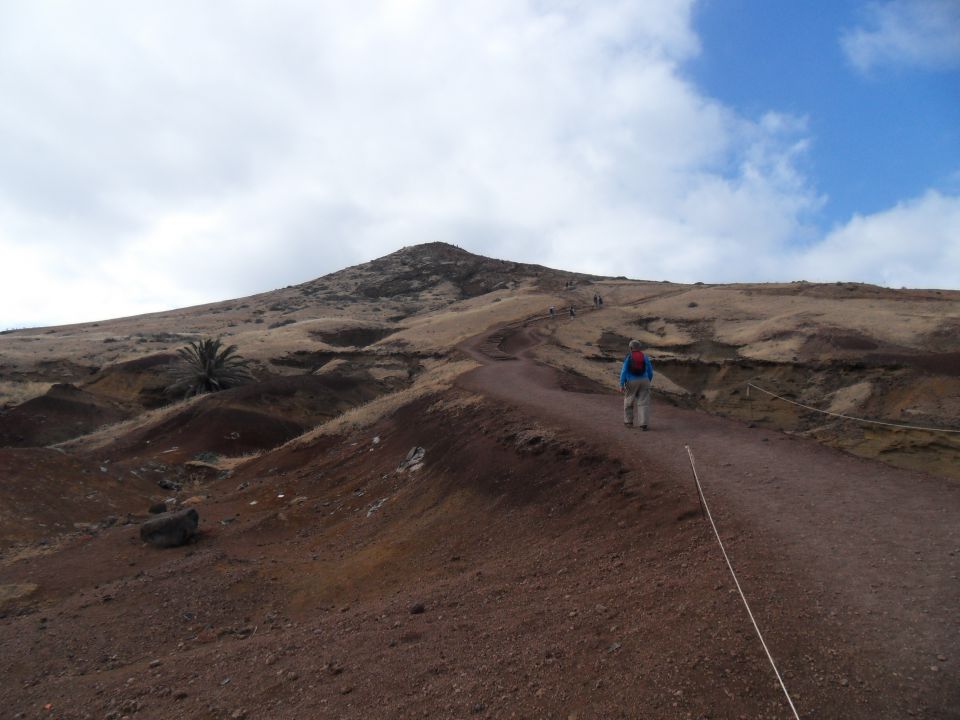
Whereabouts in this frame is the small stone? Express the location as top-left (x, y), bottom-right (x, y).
top-left (231, 711), bottom-right (247, 720)
top-left (340, 686), bottom-right (353, 695)
top-left (410, 602), bottom-right (426, 615)
top-left (148, 659), bottom-right (161, 668)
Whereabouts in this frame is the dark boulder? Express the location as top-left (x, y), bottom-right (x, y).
top-left (148, 501), bottom-right (168, 514)
top-left (140, 508), bottom-right (199, 548)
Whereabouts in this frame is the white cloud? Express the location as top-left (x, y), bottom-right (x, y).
top-left (794, 191), bottom-right (960, 288)
top-left (842, 0), bottom-right (960, 73)
top-left (0, 1), bottom-right (956, 328)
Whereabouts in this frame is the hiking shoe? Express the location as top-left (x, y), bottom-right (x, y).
top-left (623, 422), bottom-right (633, 427)
top-left (640, 425), bottom-right (648, 431)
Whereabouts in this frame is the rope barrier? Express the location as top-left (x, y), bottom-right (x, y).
top-left (684, 445), bottom-right (802, 720)
top-left (747, 382), bottom-right (960, 434)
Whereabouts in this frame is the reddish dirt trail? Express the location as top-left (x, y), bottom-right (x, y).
top-left (458, 322), bottom-right (960, 718)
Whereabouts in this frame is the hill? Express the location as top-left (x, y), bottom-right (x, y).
top-left (0, 242), bottom-right (958, 718)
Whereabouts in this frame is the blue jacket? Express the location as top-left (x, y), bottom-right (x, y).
top-left (619, 352), bottom-right (653, 386)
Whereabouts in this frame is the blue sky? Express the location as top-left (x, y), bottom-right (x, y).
top-left (0, 1), bottom-right (958, 329)
top-left (690, 0), bottom-right (959, 230)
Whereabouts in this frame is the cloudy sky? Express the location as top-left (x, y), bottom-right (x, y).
top-left (1, 0), bottom-right (958, 328)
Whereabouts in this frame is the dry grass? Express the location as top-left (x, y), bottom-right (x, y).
top-left (211, 451), bottom-right (264, 472)
top-left (664, 286), bottom-right (959, 359)
top-left (55, 395), bottom-right (207, 453)
top-left (548, 283), bottom-right (960, 365)
top-left (427, 391), bottom-right (486, 415)
top-left (288, 358), bottom-right (479, 446)
top-left (530, 339), bottom-right (688, 397)
top-left (0, 381), bottom-right (53, 407)
top-left (383, 285), bottom-right (558, 353)
top-left (826, 381), bottom-right (874, 414)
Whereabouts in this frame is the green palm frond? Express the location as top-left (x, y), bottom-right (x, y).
top-left (168, 337), bottom-right (253, 397)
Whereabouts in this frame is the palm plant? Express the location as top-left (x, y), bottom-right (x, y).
top-left (168, 338), bottom-right (253, 397)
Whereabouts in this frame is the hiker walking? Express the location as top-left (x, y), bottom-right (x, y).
top-left (619, 340), bottom-right (653, 430)
top-left (569, 306), bottom-right (576, 317)
top-left (593, 293), bottom-right (599, 308)
top-left (597, 294), bottom-right (603, 308)
top-left (549, 305), bottom-right (556, 319)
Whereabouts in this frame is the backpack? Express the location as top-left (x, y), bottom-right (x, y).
top-left (629, 349), bottom-right (646, 374)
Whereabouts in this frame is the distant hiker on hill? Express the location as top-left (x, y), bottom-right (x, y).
top-left (592, 293), bottom-right (599, 308)
top-left (597, 294), bottom-right (603, 307)
top-left (569, 306), bottom-right (576, 317)
top-left (619, 340), bottom-right (653, 430)
top-left (549, 305), bottom-right (556, 319)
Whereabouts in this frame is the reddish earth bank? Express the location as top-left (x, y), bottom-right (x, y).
top-left (0, 384), bottom-right (129, 448)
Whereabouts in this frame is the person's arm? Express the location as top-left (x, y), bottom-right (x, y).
top-left (645, 356), bottom-right (653, 380)
top-left (619, 356), bottom-right (629, 388)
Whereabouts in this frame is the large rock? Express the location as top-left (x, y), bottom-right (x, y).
top-left (139, 508), bottom-right (199, 548)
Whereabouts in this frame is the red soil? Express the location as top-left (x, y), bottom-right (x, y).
top-left (0, 384), bottom-right (129, 448)
top-left (0, 323), bottom-right (957, 719)
top-left (0, 448), bottom-right (156, 546)
top-left (101, 374), bottom-right (383, 465)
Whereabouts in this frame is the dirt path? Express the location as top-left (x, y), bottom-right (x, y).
top-left (458, 322), bottom-right (960, 718)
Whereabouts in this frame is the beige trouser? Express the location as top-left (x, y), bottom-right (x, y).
top-left (623, 377), bottom-right (651, 426)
